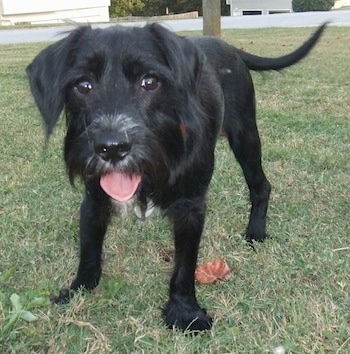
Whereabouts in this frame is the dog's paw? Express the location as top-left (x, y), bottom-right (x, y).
top-left (245, 231), bottom-right (268, 243)
top-left (163, 300), bottom-right (212, 332)
top-left (245, 232), bottom-right (270, 251)
top-left (51, 288), bottom-right (74, 304)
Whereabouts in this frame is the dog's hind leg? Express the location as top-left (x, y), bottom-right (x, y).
top-left (53, 183), bottom-right (111, 304)
top-left (163, 197), bottom-right (213, 332)
top-left (223, 106), bottom-right (271, 243)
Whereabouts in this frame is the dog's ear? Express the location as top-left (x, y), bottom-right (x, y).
top-left (26, 27), bottom-right (89, 137)
top-left (147, 23), bottom-right (203, 90)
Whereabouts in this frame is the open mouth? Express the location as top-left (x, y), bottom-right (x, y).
top-left (100, 171), bottom-right (142, 202)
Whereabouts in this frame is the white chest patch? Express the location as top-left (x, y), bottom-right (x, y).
top-left (112, 197), bottom-right (156, 221)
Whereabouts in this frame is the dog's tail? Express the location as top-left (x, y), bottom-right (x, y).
top-left (238, 22), bottom-right (328, 71)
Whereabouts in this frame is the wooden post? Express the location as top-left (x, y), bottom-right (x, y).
top-left (203, 0), bottom-right (221, 37)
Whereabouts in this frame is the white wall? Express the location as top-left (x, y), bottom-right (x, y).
top-left (333, 0), bottom-right (350, 8)
top-left (0, 0), bottom-right (110, 25)
top-left (226, 0), bottom-right (292, 16)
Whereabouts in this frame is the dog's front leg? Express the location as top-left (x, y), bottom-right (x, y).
top-left (163, 198), bottom-right (212, 332)
top-left (53, 185), bottom-right (111, 304)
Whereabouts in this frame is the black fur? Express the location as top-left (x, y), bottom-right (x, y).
top-left (27, 23), bottom-right (326, 331)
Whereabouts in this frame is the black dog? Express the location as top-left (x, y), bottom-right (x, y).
top-left (27, 23), bottom-right (326, 331)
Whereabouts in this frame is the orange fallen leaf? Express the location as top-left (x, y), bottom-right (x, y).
top-left (195, 258), bottom-right (232, 284)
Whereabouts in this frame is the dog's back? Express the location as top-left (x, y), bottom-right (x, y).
top-left (193, 23), bottom-right (327, 73)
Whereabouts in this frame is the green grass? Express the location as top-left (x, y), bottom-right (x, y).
top-left (0, 27), bottom-right (349, 353)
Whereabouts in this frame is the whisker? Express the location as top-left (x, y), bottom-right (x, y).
top-left (83, 116), bottom-right (93, 151)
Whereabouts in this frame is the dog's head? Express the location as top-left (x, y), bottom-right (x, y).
top-left (27, 24), bottom-right (208, 202)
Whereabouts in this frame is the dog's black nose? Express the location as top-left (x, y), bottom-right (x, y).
top-left (94, 134), bottom-right (131, 162)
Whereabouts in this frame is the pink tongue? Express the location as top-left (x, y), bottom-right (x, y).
top-left (100, 172), bottom-right (141, 202)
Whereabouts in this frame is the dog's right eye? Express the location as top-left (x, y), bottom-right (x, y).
top-left (141, 76), bottom-right (159, 92)
top-left (75, 81), bottom-right (93, 94)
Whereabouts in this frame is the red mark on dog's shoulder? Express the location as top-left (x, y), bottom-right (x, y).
top-left (179, 122), bottom-right (186, 136)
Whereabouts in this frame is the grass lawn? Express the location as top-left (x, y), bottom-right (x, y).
top-left (0, 26), bottom-right (349, 353)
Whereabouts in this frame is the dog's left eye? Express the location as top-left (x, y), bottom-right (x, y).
top-left (75, 81), bottom-right (93, 94)
top-left (141, 76), bottom-right (159, 91)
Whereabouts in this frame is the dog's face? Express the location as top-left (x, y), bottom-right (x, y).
top-left (27, 24), bottom-right (216, 203)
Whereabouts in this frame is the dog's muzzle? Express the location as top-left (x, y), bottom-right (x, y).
top-left (90, 129), bottom-right (142, 203)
